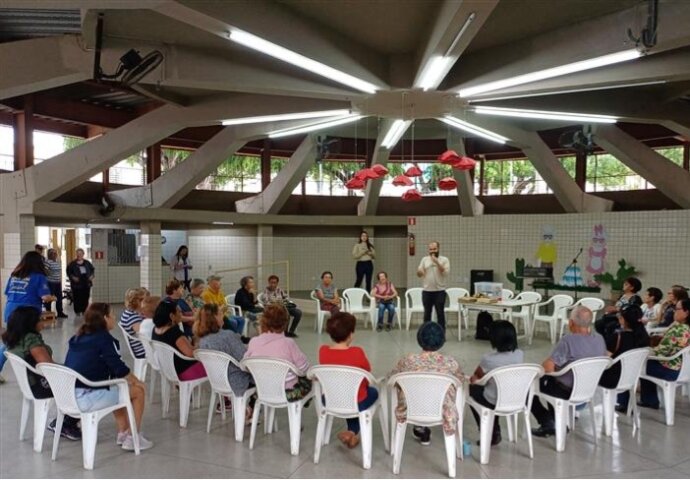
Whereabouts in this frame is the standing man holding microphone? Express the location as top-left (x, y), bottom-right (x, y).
top-left (417, 241), bottom-right (450, 330)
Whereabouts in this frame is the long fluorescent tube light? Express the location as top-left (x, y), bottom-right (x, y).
top-left (221, 109), bottom-right (351, 126)
top-left (475, 106), bottom-right (617, 124)
top-left (417, 56), bottom-right (455, 91)
top-left (439, 116), bottom-right (509, 144)
top-left (268, 115), bottom-right (364, 138)
top-left (381, 119), bottom-right (412, 149)
top-left (458, 49), bottom-right (642, 98)
top-left (229, 29), bottom-right (380, 94)
top-left (212, 221), bottom-right (234, 225)
top-left (444, 12), bottom-right (476, 56)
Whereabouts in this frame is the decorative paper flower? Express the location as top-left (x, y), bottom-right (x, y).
top-left (402, 188), bottom-right (423, 202)
top-left (354, 168), bottom-right (380, 180)
top-left (438, 150), bottom-right (461, 165)
top-left (392, 174), bottom-right (414, 186)
top-left (404, 165), bottom-right (423, 177)
top-left (371, 164), bottom-right (389, 177)
top-left (438, 177), bottom-right (458, 191)
top-left (345, 177), bottom-right (366, 189)
top-left (453, 156), bottom-right (477, 171)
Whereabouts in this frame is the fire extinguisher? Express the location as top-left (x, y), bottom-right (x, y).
top-left (408, 233), bottom-right (415, 256)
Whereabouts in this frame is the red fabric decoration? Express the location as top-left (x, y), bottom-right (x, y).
top-left (371, 164), bottom-right (389, 177)
top-left (402, 188), bottom-right (423, 202)
top-left (438, 177), bottom-right (458, 191)
top-left (355, 168), bottom-right (380, 180)
top-left (404, 165), bottom-right (423, 177)
top-left (345, 177), bottom-right (366, 190)
top-left (453, 156), bottom-right (477, 171)
top-left (354, 169), bottom-right (368, 180)
top-left (438, 150), bottom-right (461, 166)
top-left (392, 174), bottom-right (413, 186)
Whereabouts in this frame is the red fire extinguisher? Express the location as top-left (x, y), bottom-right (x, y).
top-left (408, 233), bottom-right (416, 256)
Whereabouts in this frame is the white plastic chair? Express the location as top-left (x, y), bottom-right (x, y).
top-left (151, 340), bottom-right (208, 428)
top-left (559, 297), bottom-right (605, 339)
top-left (118, 324), bottom-right (148, 382)
top-left (405, 288), bottom-right (425, 330)
top-left (137, 335), bottom-right (163, 403)
top-left (311, 290), bottom-right (333, 334)
top-left (532, 294), bottom-right (574, 344)
top-left (466, 364), bottom-right (544, 464)
top-left (342, 288), bottom-right (376, 330)
top-left (445, 288), bottom-right (469, 331)
top-left (510, 292), bottom-right (542, 337)
top-left (224, 294), bottom-right (248, 335)
top-left (37, 363), bottom-right (140, 470)
top-left (4, 352), bottom-right (54, 453)
top-left (308, 366), bottom-right (389, 469)
top-left (241, 357), bottom-right (314, 456)
top-left (501, 289), bottom-right (514, 301)
top-left (534, 357), bottom-right (611, 452)
top-left (639, 346), bottom-right (690, 426)
top-left (597, 348), bottom-right (651, 436)
top-left (388, 372), bottom-right (464, 478)
top-left (194, 349), bottom-right (256, 442)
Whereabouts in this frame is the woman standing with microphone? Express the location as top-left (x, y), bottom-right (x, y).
top-left (171, 245), bottom-right (193, 292)
top-left (352, 231), bottom-right (375, 292)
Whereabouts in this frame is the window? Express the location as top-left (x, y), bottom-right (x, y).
top-left (197, 154), bottom-right (262, 192)
top-left (161, 148), bottom-right (191, 174)
top-left (302, 160), bottom-right (366, 196)
top-left (655, 146), bottom-right (684, 166)
top-left (585, 153), bottom-right (649, 192)
top-left (481, 159), bottom-right (551, 195)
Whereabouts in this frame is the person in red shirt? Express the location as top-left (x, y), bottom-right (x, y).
top-left (319, 312), bottom-right (378, 449)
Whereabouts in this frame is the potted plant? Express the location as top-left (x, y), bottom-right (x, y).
top-left (594, 259), bottom-right (639, 302)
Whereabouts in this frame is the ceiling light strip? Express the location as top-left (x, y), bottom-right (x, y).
top-left (268, 114), bottom-right (364, 138)
top-left (417, 56), bottom-right (455, 91)
top-left (474, 106), bottom-right (617, 124)
top-left (444, 12), bottom-right (476, 57)
top-left (439, 116), bottom-right (509, 144)
top-left (381, 119), bottom-right (412, 149)
top-left (229, 29), bottom-right (380, 94)
top-left (458, 49), bottom-right (642, 98)
top-left (221, 109), bottom-right (352, 126)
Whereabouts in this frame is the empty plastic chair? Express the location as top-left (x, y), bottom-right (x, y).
top-left (342, 288), bottom-right (376, 330)
top-left (532, 295), bottom-right (574, 344)
top-left (405, 288), bottom-right (425, 331)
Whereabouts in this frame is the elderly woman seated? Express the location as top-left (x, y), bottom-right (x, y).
top-left (389, 322), bottom-right (464, 446)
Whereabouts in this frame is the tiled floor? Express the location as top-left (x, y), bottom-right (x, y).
top-left (1, 305), bottom-right (689, 478)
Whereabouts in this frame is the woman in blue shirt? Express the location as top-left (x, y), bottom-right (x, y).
top-left (3, 251), bottom-right (54, 325)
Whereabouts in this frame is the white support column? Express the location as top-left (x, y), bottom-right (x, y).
top-left (446, 132), bottom-right (483, 217)
top-left (256, 225), bottom-right (274, 288)
top-left (236, 136), bottom-right (317, 214)
top-left (90, 229), bottom-right (110, 303)
top-left (593, 124), bottom-right (690, 208)
top-left (140, 222), bottom-right (163, 296)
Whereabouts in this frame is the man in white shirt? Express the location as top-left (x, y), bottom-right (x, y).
top-left (416, 241), bottom-right (451, 330)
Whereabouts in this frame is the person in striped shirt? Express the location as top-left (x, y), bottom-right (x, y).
top-left (43, 249), bottom-right (67, 318)
top-left (119, 288), bottom-right (148, 359)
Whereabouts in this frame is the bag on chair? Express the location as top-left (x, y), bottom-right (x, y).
top-left (475, 310), bottom-right (493, 340)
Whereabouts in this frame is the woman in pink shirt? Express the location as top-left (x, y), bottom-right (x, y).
top-left (244, 304), bottom-right (312, 401)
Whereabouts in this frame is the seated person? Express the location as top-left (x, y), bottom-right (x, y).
top-left (596, 277), bottom-right (643, 336)
top-left (319, 312), bottom-right (377, 449)
top-left (657, 285), bottom-right (689, 328)
top-left (235, 276), bottom-right (264, 323)
top-left (138, 295), bottom-right (161, 340)
top-left (315, 271), bottom-right (341, 314)
top-left (119, 287), bottom-right (147, 359)
top-left (201, 275), bottom-right (245, 335)
top-left (532, 306), bottom-right (607, 437)
top-left (641, 287), bottom-right (663, 328)
top-left (3, 307), bottom-right (82, 440)
top-left (638, 298), bottom-right (690, 409)
top-left (260, 274), bottom-right (302, 338)
top-left (371, 271), bottom-right (398, 332)
top-left (186, 278), bottom-right (206, 312)
top-left (151, 300), bottom-right (207, 381)
top-left (244, 304), bottom-right (311, 402)
top-left (599, 305), bottom-right (649, 412)
top-left (390, 322), bottom-right (464, 446)
top-left (65, 303), bottom-right (152, 450)
top-left (469, 321), bottom-right (524, 447)
top-left (164, 279), bottom-right (194, 337)
top-left (193, 304), bottom-right (255, 418)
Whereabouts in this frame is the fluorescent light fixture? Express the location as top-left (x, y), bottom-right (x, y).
top-left (229, 29), bottom-right (380, 94)
top-left (465, 80), bottom-right (667, 102)
top-left (458, 49), bottom-right (642, 98)
top-left (221, 109), bottom-right (351, 126)
top-left (212, 221), bottom-right (234, 225)
top-left (444, 12), bottom-right (476, 56)
top-left (417, 56), bottom-right (455, 91)
top-left (381, 119), bottom-right (412, 149)
top-left (474, 106), bottom-right (617, 123)
top-left (439, 116), bottom-right (509, 144)
top-left (268, 114), bottom-right (364, 138)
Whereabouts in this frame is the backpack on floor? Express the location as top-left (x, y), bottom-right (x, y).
top-left (475, 311), bottom-right (494, 340)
